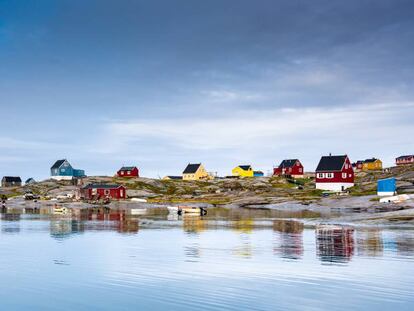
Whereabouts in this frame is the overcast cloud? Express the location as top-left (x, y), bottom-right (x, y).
top-left (0, 0), bottom-right (413, 179)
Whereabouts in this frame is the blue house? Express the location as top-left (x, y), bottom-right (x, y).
top-left (254, 171), bottom-right (264, 177)
top-left (377, 178), bottom-right (396, 196)
top-left (51, 159), bottom-right (86, 180)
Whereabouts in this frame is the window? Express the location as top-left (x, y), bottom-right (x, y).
top-left (121, 171), bottom-right (124, 175)
top-left (127, 171), bottom-right (131, 175)
top-left (104, 190), bottom-right (110, 195)
top-left (345, 164), bottom-right (348, 169)
top-left (327, 173), bottom-right (334, 178)
top-left (318, 173), bottom-right (324, 178)
top-left (299, 168), bottom-right (302, 173)
top-left (342, 173), bottom-right (347, 178)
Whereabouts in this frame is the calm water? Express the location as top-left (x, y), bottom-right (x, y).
top-left (0, 209), bottom-right (413, 311)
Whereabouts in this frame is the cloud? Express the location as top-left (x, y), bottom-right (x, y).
top-left (96, 101), bottom-right (414, 155)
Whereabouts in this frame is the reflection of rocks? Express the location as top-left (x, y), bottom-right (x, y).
top-left (118, 219), bottom-right (139, 233)
top-left (273, 220), bottom-right (304, 259)
top-left (316, 225), bottom-right (355, 263)
top-left (357, 230), bottom-right (383, 257)
top-left (395, 234), bottom-right (414, 256)
top-left (273, 219), bottom-right (304, 233)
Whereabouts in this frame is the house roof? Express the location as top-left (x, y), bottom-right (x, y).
top-left (316, 155), bottom-right (348, 172)
top-left (83, 184), bottom-right (123, 189)
top-left (166, 176), bottom-right (183, 180)
top-left (51, 159), bottom-right (67, 169)
top-left (25, 178), bottom-right (35, 183)
top-left (119, 166), bottom-right (137, 171)
top-left (183, 163), bottom-right (201, 174)
top-left (2, 176), bottom-right (22, 182)
top-left (364, 158), bottom-right (380, 163)
top-left (238, 165), bottom-right (252, 171)
top-left (279, 159), bottom-right (299, 168)
top-left (396, 155), bottom-right (414, 160)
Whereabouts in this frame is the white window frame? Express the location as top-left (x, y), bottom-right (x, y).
top-left (127, 171), bottom-right (131, 175)
top-left (327, 173), bottom-right (334, 179)
top-left (104, 189), bottom-right (110, 195)
top-left (318, 173), bottom-right (324, 178)
top-left (342, 173), bottom-right (347, 179)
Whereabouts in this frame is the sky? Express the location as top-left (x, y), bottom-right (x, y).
top-left (0, 0), bottom-right (414, 180)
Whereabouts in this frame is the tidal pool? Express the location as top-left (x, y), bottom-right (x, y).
top-left (0, 211), bottom-right (413, 311)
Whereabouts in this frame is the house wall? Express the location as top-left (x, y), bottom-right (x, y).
top-left (362, 160), bottom-right (382, 170)
top-left (316, 182), bottom-right (354, 192)
top-left (232, 167), bottom-right (253, 177)
top-left (83, 187), bottom-right (126, 200)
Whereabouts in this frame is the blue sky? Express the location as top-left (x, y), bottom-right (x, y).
top-left (1, 0), bottom-right (414, 180)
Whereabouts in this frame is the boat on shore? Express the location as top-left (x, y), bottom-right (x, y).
top-left (167, 206), bottom-right (207, 216)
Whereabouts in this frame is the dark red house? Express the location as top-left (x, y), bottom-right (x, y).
top-left (273, 159), bottom-right (304, 178)
top-left (315, 155), bottom-right (354, 192)
top-left (352, 160), bottom-right (364, 170)
top-left (81, 184), bottom-right (127, 200)
top-left (117, 166), bottom-right (139, 178)
top-left (396, 155), bottom-right (414, 166)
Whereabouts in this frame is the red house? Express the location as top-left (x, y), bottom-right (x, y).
top-left (352, 160), bottom-right (364, 170)
top-left (117, 166), bottom-right (139, 178)
top-left (81, 184), bottom-right (127, 200)
top-left (273, 159), bottom-right (304, 178)
top-left (396, 155), bottom-right (414, 166)
top-left (315, 155), bottom-right (354, 192)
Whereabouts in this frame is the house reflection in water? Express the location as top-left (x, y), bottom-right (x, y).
top-left (182, 215), bottom-right (206, 234)
top-left (316, 225), bottom-right (355, 263)
top-left (395, 233), bottom-right (414, 257)
top-left (50, 208), bottom-right (139, 239)
top-left (1, 213), bottom-right (21, 234)
top-left (273, 219), bottom-right (304, 260)
top-left (357, 230), bottom-right (383, 257)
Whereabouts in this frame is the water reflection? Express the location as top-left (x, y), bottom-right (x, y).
top-left (357, 230), bottom-right (383, 257)
top-left (316, 225), bottom-right (355, 263)
top-left (273, 220), bottom-right (304, 260)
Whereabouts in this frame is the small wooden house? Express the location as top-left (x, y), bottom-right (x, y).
top-left (50, 159), bottom-right (86, 180)
top-left (25, 178), bottom-right (36, 185)
top-left (362, 158), bottom-right (382, 171)
top-left (315, 155), bottom-right (354, 192)
top-left (352, 161), bottom-right (364, 170)
top-left (232, 165), bottom-right (254, 178)
top-left (80, 184), bottom-right (126, 200)
top-left (2, 176), bottom-right (22, 188)
top-left (254, 171), bottom-right (264, 177)
top-left (117, 166), bottom-right (139, 178)
top-left (273, 159), bottom-right (304, 178)
top-left (182, 163), bottom-right (210, 180)
top-left (396, 155), bottom-right (414, 166)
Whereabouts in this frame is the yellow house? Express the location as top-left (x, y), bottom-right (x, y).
top-left (232, 165), bottom-right (254, 178)
top-left (182, 163), bottom-right (211, 180)
top-left (362, 158), bottom-right (383, 171)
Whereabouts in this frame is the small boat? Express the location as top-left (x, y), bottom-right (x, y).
top-left (130, 208), bottom-right (147, 215)
top-left (177, 206), bottom-right (207, 216)
top-left (167, 206), bottom-right (179, 214)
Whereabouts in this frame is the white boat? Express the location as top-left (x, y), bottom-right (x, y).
top-left (167, 206), bottom-right (179, 213)
top-left (53, 206), bottom-right (69, 215)
top-left (380, 194), bottom-right (411, 203)
top-left (130, 208), bottom-right (147, 215)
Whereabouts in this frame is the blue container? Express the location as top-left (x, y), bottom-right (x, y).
top-left (377, 178), bottom-right (396, 196)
